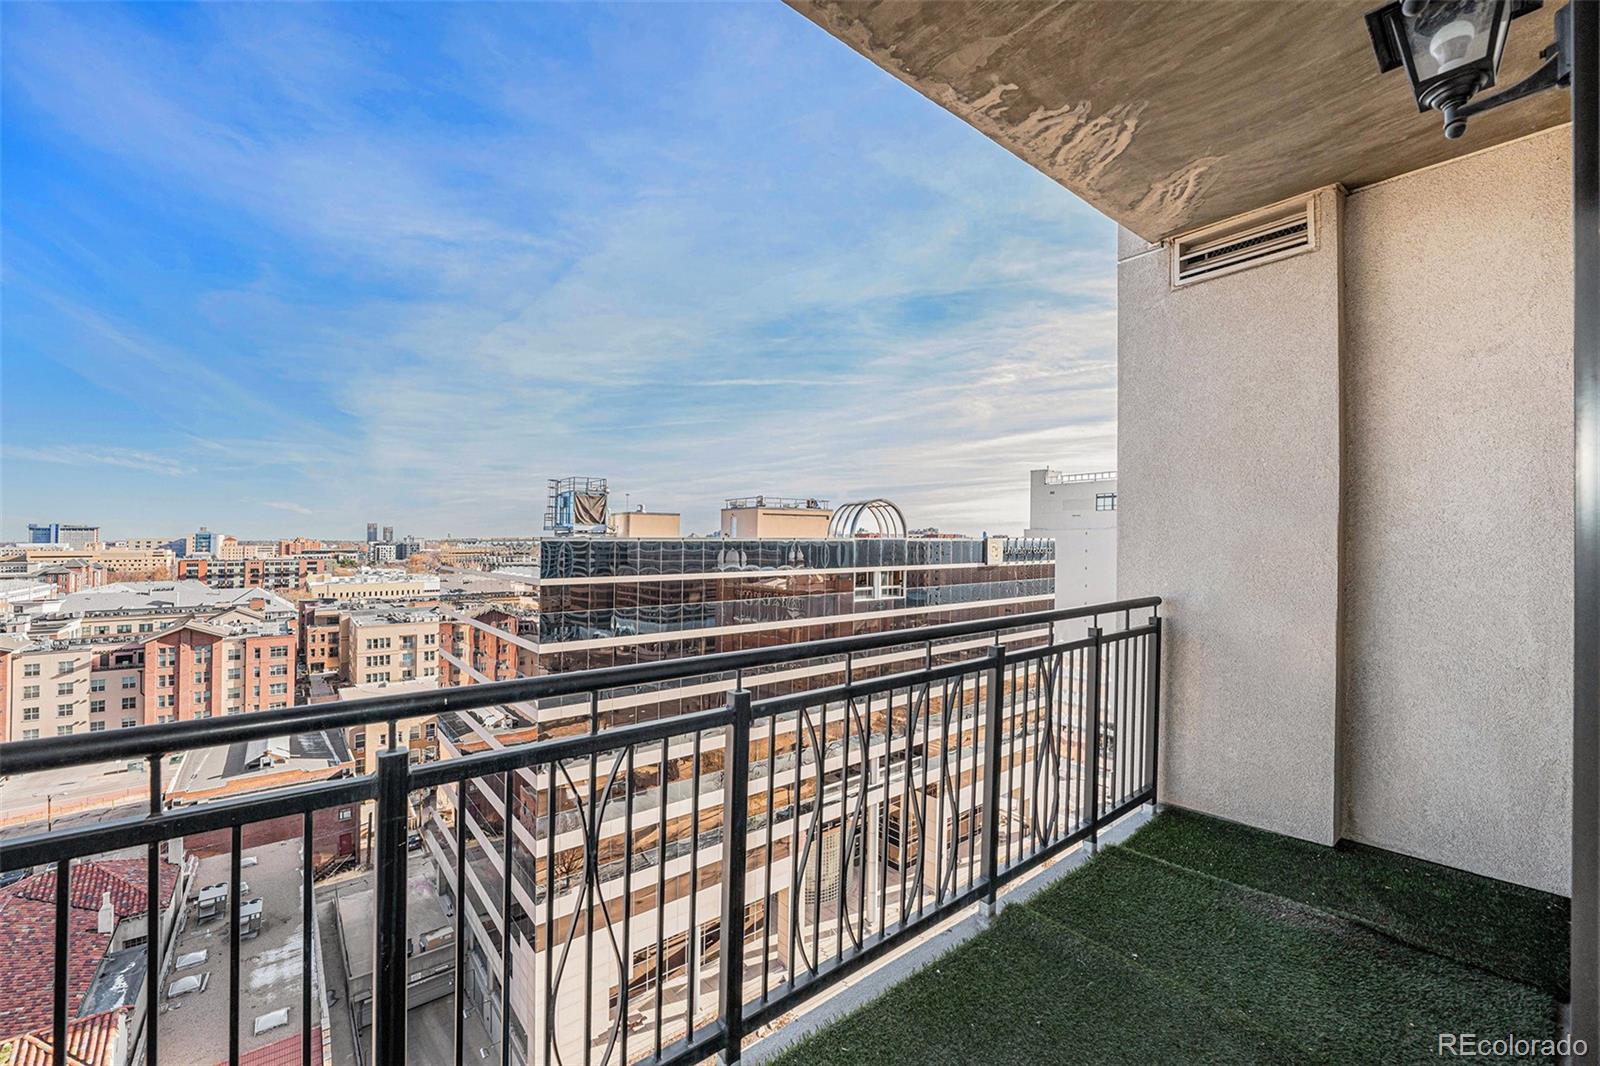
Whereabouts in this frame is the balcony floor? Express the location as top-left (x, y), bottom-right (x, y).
top-left (770, 810), bottom-right (1569, 1065)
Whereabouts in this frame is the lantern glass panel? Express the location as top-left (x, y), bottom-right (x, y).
top-left (1401, 2), bottom-right (1502, 81)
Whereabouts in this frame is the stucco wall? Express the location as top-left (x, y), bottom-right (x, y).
top-left (1341, 128), bottom-right (1572, 894)
top-left (1117, 187), bottom-right (1346, 845)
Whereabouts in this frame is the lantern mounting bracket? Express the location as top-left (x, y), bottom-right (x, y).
top-left (1447, 4), bottom-right (1572, 133)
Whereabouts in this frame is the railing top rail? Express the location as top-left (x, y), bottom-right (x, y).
top-left (1, 775), bottom-right (375, 872)
top-left (0, 595), bottom-right (1159, 776)
top-left (1042, 469), bottom-right (1117, 484)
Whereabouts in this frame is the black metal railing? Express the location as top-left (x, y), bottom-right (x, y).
top-left (0, 597), bottom-right (1160, 1066)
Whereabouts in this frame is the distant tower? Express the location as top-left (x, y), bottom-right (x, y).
top-left (382, 525), bottom-right (394, 542)
top-left (366, 522), bottom-right (379, 543)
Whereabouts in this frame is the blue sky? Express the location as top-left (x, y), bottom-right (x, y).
top-left (0, 2), bottom-right (1115, 541)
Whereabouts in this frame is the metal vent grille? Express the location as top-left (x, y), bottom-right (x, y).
top-left (1171, 198), bottom-right (1315, 287)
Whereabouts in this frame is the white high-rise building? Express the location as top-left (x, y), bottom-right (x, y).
top-left (1026, 469), bottom-right (1117, 608)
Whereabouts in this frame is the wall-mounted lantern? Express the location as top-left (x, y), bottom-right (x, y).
top-left (1366, 0), bottom-right (1572, 137)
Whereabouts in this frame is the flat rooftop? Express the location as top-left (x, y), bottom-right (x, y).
top-left (160, 838), bottom-right (322, 1066)
top-left (170, 730), bottom-right (351, 798)
top-left (58, 581), bottom-right (294, 616)
top-left (331, 852), bottom-right (453, 982)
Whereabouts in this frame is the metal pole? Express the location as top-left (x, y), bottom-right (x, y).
top-left (717, 690), bottom-right (752, 1065)
top-left (1572, 0), bottom-right (1599, 1056)
top-left (1086, 628), bottom-right (1103, 854)
top-left (146, 754), bottom-right (162, 1066)
top-left (981, 646), bottom-right (1006, 913)
top-left (1146, 617), bottom-right (1163, 808)
top-left (371, 749), bottom-right (411, 1066)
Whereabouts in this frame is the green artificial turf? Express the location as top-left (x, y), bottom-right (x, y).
top-left (1125, 807), bottom-right (1570, 998)
top-left (771, 811), bottom-right (1565, 1066)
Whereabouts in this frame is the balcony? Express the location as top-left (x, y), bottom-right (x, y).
top-left (769, 808), bottom-right (1567, 1064)
top-left (0, 599), bottom-right (1158, 1066)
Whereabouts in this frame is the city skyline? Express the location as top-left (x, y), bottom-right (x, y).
top-left (0, 2), bottom-right (1116, 541)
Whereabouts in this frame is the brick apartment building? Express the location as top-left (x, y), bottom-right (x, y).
top-left (1, 582), bottom-right (297, 742)
top-left (340, 608), bottom-right (441, 686)
top-left (175, 554), bottom-right (329, 589)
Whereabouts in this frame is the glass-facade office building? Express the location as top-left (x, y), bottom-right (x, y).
top-left (444, 535), bottom-right (1055, 681)
top-left (428, 533), bottom-right (1056, 1065)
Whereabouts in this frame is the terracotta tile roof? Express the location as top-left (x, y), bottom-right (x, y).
top-left (11, 858), bottom-right (177, 918)
top-left (0, 858), bottom-right (179, 1039)
top-left (214, 1026), bottom-right (323, 1066)
top-left (0, 1009), bottom-right (126, 1066)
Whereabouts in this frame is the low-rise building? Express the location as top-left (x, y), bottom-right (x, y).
top-left (339, 608), bottom-right (440, 686)
top-left (298, 602), bottom-right (344, 677)
top-left (2, 583), bottom-right (300, 741)
top-left (27, 522), bottom-right (101, 549)
top-left (306, 570), bottom-right (440, 602)
top-left (330, 853), bottom-right (462, 1058)
top-left (0, 1009), bottom-right (130, 1066)
top-left (175, 555), bottom-right (329, 589)
top-left (718, 495), bottom-right (831, 538)
top-left (608, 509), bottom-right (682, 537)
top-left (94, 548), bottom-right (176, 581)
top-left (171, 730), bottom-right (360, 871)
top-left (0, 854), bottom-right (185, 1059)
top-left (337, 678), bottom-right (441, 774)
top-left (159, 839), bottom-right (334, 1066)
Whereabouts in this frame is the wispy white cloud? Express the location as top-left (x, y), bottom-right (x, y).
top-left (5, 446), bottom-right (193, 478)
top-left (1, 3), bottom-right (1117, 539)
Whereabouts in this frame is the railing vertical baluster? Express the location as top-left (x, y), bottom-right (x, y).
top-left (1113, 635), bottom-right (1125, 807)
top-left (1147, 616), bottom-right (1163, 803)
top-left (761, 710), bottom-right (776, 1002)
top-left (981, 646), bottom-right (1005, 911)
top-left (620, 743), bottom-right (636, 1066)
top-left (897, 682), bottom-right (914, 922)
top-left (652, 739), bottom-right (667, 1061)
top-left (1087, 628), bottom-right (1104, 853)
top-left (301, 812), bottom-right (313, 1066)
top-left (146, 753), bottom-right (162, 1066)
top-left (687, 730), bottom-right (703, 1034)
top-left (932, 679), bottom-right (947, 908)
top-left (230, 824), bottom-right (242, 1066)
top-left (963, 672), bottom-right (977, 891)
top-left (788, 710), bottom-right (804, 982)
top-left (1133, 630), bottom-right (1145, 797)
top-left (454, 781), bottom-right (467, 1066)
top-left (583, 693), bottom-right (598, 1066)
top-left (501, 770), bottom-right (514, 1066)
top-left (1009, 658), bottom-right (1021, 864)
top-left (53, 858), bottom-right (69, 1066)
top-left (856, 691), bottom-right (869, 941)
top-left (547, 762), bottom-right (560, 1066)
top-left (1124, 629), bottom-right (1135, 802)
top-left (372, 748), bottom-right (410, 1066)
top-left (717, 690), bottom-right (752, 1064)
top-left (878, 684), bottom-right (891, 937)
top-left (810, 702), bottom-right (822, 972)
top-left (834, 693), bottom-right (849, 963)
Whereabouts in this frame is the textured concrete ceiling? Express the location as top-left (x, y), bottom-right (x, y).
top-left (789, 0), bottom-right (1569, 241)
